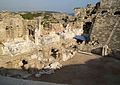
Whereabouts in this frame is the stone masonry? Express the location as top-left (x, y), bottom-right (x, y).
top-left (90, 0), bottom-right (120, 57)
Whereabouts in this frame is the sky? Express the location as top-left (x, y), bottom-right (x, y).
top-left (0, 0), bottom-right (99, 13)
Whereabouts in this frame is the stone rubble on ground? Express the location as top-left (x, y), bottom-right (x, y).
top-left (62, 47), bottom-right (77, 61)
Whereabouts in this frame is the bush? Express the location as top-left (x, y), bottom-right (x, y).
top-left (20, 12), bottom-right (42, 20)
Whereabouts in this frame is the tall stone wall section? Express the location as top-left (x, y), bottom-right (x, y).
top-left (0, 13), bottom-right (25, 42)
top-left (100, 0), bottom-right (120, 8)
top-left (91, 15), bottom-right (120, 45)
top-left (90, 0), bottom-right (120, 54)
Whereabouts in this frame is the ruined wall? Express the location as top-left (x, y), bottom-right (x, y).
top-left (91, 15), bottom-right (120, 45)
top-left (74, 4), bottom-right (94, 19)
top-left (100, 0), bottom-right (120, 8)
top-left (74, 8), bottom-right (86, 19)
top-left (0, 12), bottom-right (25, 42)
top-left (90, 0), bottom-right (120, 54)
top-left (51, 23), bottom-right (64, 33)
top-left (0, 21), bottom-right (7, 42)
top-left (52, 13), bottom-right (68, 20)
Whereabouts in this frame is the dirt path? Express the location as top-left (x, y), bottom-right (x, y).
top-left (32, 53), bottom-right (120, 85)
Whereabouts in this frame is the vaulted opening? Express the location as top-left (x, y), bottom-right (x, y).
top-left (27, 25), bottom-right (35, 41)
top-left (51, 48), bottom-right (59, 59)
top-left (6, 26), bottom-right (9, 30)
top-left (22, 60), bottom-right (28, 65)
top-left (83, 22), bottom-right (92, 34)
top-left (21, 60), bottom-right (28, 70)
top-left (114, 11), bottom-right (120, 16)
top-left (101, 10), bottom-right (108, 14)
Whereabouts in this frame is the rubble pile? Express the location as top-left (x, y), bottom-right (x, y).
top-left (62, 45), bottom-right (77, 61)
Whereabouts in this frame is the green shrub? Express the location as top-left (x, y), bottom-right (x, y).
top-left (20, 12), bottom-right (42, 20)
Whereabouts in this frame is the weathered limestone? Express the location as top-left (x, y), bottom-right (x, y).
top-left (74, 8), bottom-right (86, 19)
top-left (0, 21), bottom-right (7, 42)
top-left (44, 62), bottom-right (62, 70)
top-left (35, 28), bottom-right (40, 45)
top-left (90, 0), bottom-right (120, 57)
top-left (59, 27), bottom-right (83, 40)
top-left (0, 12), bottom-right (25, 42)
top-left (100, 0), bottom-right (120, 8)
top-left (2, 40), bottom-right (36, 56)
top-left (52, 12), bottom-right (68, 20)
top-left (0, 3), bottom-right (99, 82)
top-left (0, 1), bottom-right (120, 84)
top-left (102, 45), bottom-right (109, 56)
top-left (40, 32), bottom-right (60, 45)
top-left (74, 4), bottom-right (94, 20)
top-left (51, 23), bottom-right (64, 33)
top-left (62, 45), bottom-right (77, 61)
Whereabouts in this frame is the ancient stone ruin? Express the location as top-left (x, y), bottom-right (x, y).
top-left (90, 0), bottom-right (120, 58)
top-left (0, 10), bottom-right (83, 78)
top-left (0, 0), bottom-right (120, 84)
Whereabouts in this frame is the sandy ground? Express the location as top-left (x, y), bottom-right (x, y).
top-left (31, 53), bottom-right (120, 85)
top-left (0, 52), bottom-right (120, 85)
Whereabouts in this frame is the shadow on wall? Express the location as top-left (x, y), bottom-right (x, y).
top-left (91, 47), bottom-right (102, 55)
top-left (0, 56), bottom-right (120, 85)
top-left (91, 47), bottom-right (120, 60)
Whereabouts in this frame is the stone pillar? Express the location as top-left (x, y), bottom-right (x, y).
top-left (25, 28), bottom-right (29, 42)
top-left (0, 43), bottom-right (4, 55)
top-left (38, 17), bottom-right (43, 36)
top-left (80, 22), bottom-right (84, 29)
top-left (66, 24), bottom-right (70, 30)
top-left (35, 28), bottom-right (39, 45)
top-left (34, 17), bottom-right (43, 45)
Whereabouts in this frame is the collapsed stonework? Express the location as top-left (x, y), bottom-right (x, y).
top-left (0, 10), bottom-right (83, 79)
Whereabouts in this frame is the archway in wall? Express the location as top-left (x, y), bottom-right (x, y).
top-left (5, 26), bottom-right (14, 40)
top-left (101, 10), bottom-right (108, 14)
top-left (83, 22), bottom-right (92, 34)
top-left (83, 22), bottom-right (92, 42)
top-left (27, 25), bottom-right (35, 42)
top-left (114, 11), bottom-right (120, 16)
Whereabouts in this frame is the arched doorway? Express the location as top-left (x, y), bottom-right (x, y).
top-left (27, 25), bottom-right (35, 41)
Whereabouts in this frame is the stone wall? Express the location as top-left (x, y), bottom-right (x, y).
top-left (100, 0), bottom-right (120, 8)
top-left (0, 21), bottom-right (7, 42)
top-left (90, 0), bottom-right (120, 56)
top-left (91, 15), bottom-right (119, 45)
top-left (74, 8), bottom-right (86, 19)
top-left (52, 13), bottom-right (68, 20)
top-left (0, 12), bottom-right (25, 42)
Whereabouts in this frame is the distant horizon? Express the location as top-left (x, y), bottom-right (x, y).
top-left (0, 0), bottom-right (100, 13)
